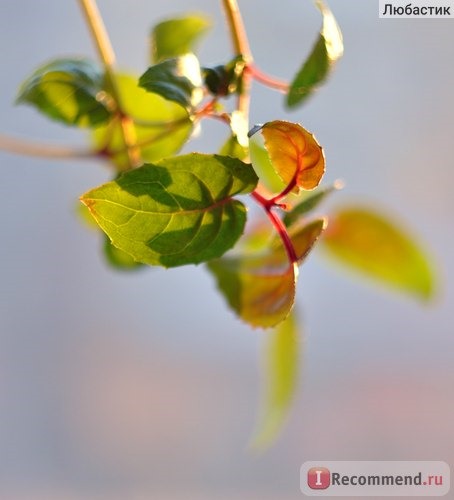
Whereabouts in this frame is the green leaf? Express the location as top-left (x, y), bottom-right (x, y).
top-left (203, 56), bottom-right (246, 97)
top-left (80, 153), bottom-right (258, 268)
top-left (208, 218), bottom-right (326, 328)
top-left (151, 15), bottom-right (211, 63)
top-left (283, 180), bottom-right (343, 227)
top-left (249, 131), bottom-right (286, 193)
top-left (139, 55), bottom-right (203, 111)
top-left (17, 58), bottom-right (111, 127)
top-left (91, 74), bottom-right (192, 170)
top-left (251, 312), bottom-right (300, 449)
top-left (321, 206), bottom-right (435, 300)
top-left (103, 235), bottom-right (144, 271)
top-left (220, 134), bottom-right (248, 160)
top-left (287, 0), bottom-right (343, 108)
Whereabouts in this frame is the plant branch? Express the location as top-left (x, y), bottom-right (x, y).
top-left (248, 64), bottom-right (289, 93)
top-left (77, 0), bottom-right (141, 168)
top-left (0, 134), bottom-right (95, 160)
top-left (221, 0), bottom-right (253, 117)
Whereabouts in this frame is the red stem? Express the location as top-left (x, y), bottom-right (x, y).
top-left (247, 64), bottom-right (289, 92)
top-left (251, 191), bottom-right (298, 265)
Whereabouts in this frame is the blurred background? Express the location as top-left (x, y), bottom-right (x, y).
top-left (1, 1), bottom-right (453, 498)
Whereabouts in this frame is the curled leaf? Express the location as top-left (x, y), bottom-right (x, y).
top-left (151, 15), bottom-right (211, 63)
top-left (260, 120), bottom-right (325, 193)
top-left (322, 206), bottom-right (435, 300)
top-left (287, 0), bottom-right (343, 108)
top-left (80, 153), bottom-right (258, 268)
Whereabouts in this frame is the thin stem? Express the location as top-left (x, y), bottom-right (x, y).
top-left (221, 0), bottom-right (252, 59)
top-left (252, 191), bottom-right (298, 266)
top-left (221, 0), bottom-right (253, 117)
top-left (77, 0), bottom-right (141, 168)
top-left (0, 134), bottom-right (95, 160)
top-left (247, 64), bottom-right (289, 93)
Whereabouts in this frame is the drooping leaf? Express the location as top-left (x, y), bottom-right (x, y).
top-left (103, 235), bottom-right (144, 271)
top-left (151, 15), bottom-right (211, 63)
top-left (16, 58), bottom-right (111, 127)
top-left (260, 120), bottom-right (325, 193)
top-left (91, 74), bottom-right (192, 170)
top-left (139, 54), bottom-right (203, 111)
top-left (321, 206), bottom-right (434, 300)
top-left (287, 0), bottom-right (343, 108)
top-left (208, 218), bottom-right (326, 328)
top-left (283, 180), bottom-right (343, 227)
top-left (208, 256), bottom-right (297, 329)
top-left (251, 312), bottom-right (300, 449)
top-left (80, 153), bottom-right (258, 268)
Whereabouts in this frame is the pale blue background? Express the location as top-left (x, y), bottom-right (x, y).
top-left (0, 1), bottom-right (453, 498)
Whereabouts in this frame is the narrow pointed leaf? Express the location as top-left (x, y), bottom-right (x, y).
top-left (287, 0), bottom-right (343, 108)
top-left (251, 312), bottom-right (300, 449)
top-left (139, 54), bottom-right (203, 111)
top-left (283, 181), bottom-right (343, 227)
top-left (151, 15), bottom-right (211, 63)
top-left (260, 120), bottom-right (325, 193)
top-left (208, 218), bottom-right (326, 328)
top-left (16, 58), bottom-right (111, 127)
top-left (91, 74), bottom-right (192, 170)
top-left (322, 206), bottom-right (434, 300)
top-left (220, 134), bottom-right (248, 160)
top-left (81, 153), bottom-right (258, 268)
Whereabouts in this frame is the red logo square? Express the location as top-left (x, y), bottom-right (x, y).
top-left (307, 467), bottom-right (331, 490)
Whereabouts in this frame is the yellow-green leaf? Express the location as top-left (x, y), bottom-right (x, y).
top-left (260, 120), bottom-right (325, 193)
top-left (151, 15), bottom-right (211, 63)
top-left (322, 206), bottom-right (435, 300)
top-left (91, 74), bottom-right (192, 170)
top-left (251, 312), bottom-right (300, 449)
top-left (287, 0), bottom-right (343, 108)
top-left (80, 153), bottom-right (258, 268)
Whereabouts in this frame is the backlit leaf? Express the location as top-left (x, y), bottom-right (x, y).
top-left (17, 58), bottom-right (111, 127)
top-left (249, 129), bottom-right (285, 193)
top-left (283, 180), bottom-right (343, 227)
top-left (151, 15), bottom-right (210, 63)
top-left (322, 206), bottom-right (434, 300)
top-left (139, 54), bottom-right (203, 111)
top-left (251, 312), bottom-right (300, 449)
top-left (260, 120), bottom-right (325, 193)
top-left (208, 256), bottom-right (297, 329)
top-left (220, 134), bottom-right (248, 160)
top-left (80, 153), bottom-right (258, 268)
top-left (103, 235), bottom-right (144, 271)
top-left (208, 218), bottom-right (326, 328)
top-left (287, 0), bottom-right (343, 108)
top-left (91, 74), bottom-right (192, 170)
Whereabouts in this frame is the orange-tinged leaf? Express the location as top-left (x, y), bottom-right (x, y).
top-left (322, 206), bottom-right (435, 300)
top-left (261, 120), bottom-right (325, 193)
top-left (207, 218), bottom-right (326, 328)
top-left (208, 256), bottom-right (296, 329)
